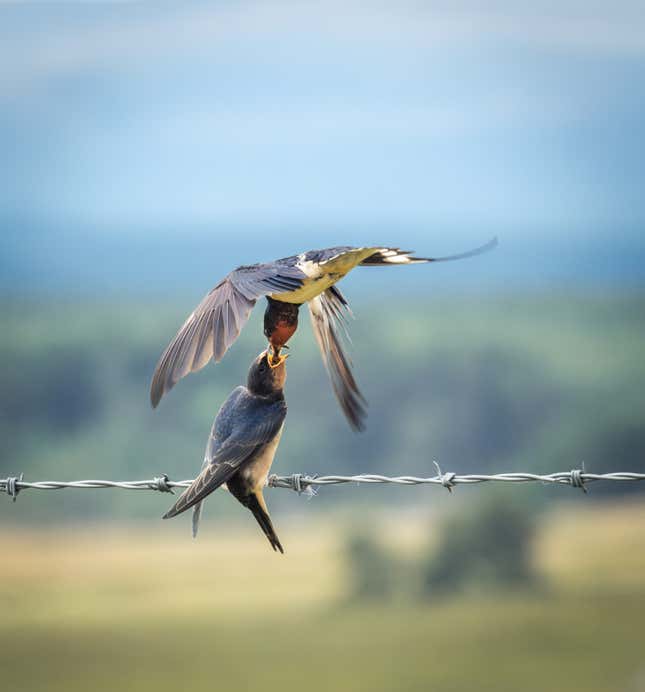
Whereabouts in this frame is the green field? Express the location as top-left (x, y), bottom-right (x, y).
top-left (2, 502), bottom-right (644, 692)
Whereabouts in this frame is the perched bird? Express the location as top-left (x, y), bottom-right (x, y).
top-left (151, 238), bottom-right (497, 430)
top-left (163, 349), bottom-right (288, 553)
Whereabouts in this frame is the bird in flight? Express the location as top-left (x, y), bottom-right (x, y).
top-left (163, 349), bottom-right (289, 553)
top-left (150, 238), bottom-right (497, 431)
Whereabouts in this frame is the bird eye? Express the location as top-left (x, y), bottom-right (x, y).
top-left (259, 359), bottom-right (267, 372)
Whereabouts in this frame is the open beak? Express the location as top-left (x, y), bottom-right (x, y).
top-left (267, 345), bottom-right (289, 369)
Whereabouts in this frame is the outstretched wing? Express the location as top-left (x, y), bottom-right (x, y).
top-left (308, 286), bottom-right (367, 432)
top-left (163, 396), bottom-right (286, 519)
top-left (150, 264), bottom-right (305, 407)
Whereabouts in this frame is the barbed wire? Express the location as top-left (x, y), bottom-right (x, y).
top-left (1, 466), bottom-right (644, 502)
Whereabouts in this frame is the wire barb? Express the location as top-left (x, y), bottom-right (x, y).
top-left (291, 473), bottom-right (303, 494)
top-left (433, 461), bottom-right (456, 493)
top-left (569, 467), bottom-right (588, 494)
top-left (267, 473), bottom-right (317, 497)
top-left (2, 474), bottom-right (24, 502)
top-left (150, 474), bottom-right (174, 494)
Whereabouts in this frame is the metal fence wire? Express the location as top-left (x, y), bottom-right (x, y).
top-left (2, 465), bottom-right (644, 502)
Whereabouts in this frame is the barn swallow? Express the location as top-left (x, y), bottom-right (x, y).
top-left (150, 238), bottom-right (497, 431)
top-left (163, 349), bottom-right (288, 553)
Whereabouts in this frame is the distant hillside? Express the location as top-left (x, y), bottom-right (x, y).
top-left (1, 292), bottom-right (644, 522)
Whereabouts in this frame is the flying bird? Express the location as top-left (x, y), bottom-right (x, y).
top-left (163, 349), bottom-right (288, 553)
top-left (150, 238), bottom-right (497, 431)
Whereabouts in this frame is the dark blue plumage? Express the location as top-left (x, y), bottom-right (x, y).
top-left (163, 350), bottom-right (288, 552)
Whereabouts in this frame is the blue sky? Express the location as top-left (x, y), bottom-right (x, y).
top-left (1, 1), bottom-right (644, 291)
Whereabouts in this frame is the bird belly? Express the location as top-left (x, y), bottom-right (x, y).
top-left (270, 248), bottom-right (377, 304)
top-left (270, 275), bottom-right (338, 303)
top-left (241, 425), bottom-right (284, 493)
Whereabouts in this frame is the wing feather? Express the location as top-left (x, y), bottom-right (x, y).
top-left (308, 287), bottom-right (367, 431)
top-left (162, 444), bottom-right (251, 519)
top-left (191, 311), bottom-right (214, 372)
top-left (150, 264), bottom-right (305, 407)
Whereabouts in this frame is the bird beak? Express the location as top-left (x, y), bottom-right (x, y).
top-left (269, 355), bottom-right (288, 368)
top-left (267, 346), bottom-right (289, 368)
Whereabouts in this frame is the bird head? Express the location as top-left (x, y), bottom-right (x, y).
top-left (247, 348), bottom-right (288, 396)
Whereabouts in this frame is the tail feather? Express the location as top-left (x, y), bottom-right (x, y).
top-left (192, 501), bottom-right (203, 538)
top-left (360, 248), bottom-right (429, 265)
top-left (190, 458), bottom-right (209, 538)
top-left (360, 237), bottom-right (498, 266)
top-left (247, 492), bottom-right (284, 554)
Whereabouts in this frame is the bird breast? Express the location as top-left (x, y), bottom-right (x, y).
top-left (240, 425), bottom-right (284, 493)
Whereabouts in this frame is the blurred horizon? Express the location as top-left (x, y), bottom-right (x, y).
top-left (3, 218), bottom-right (645, 297)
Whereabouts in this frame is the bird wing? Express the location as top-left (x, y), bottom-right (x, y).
top-left (308, 286), bottom-right (367, 431)
top-left (163, 397), bottom-right (287, 520)
top-left (192, 386), bottom-right (245, 538)
top-left (150, 264), bottom-right (305, 407)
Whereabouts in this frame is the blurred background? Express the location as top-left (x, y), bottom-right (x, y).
top-left (1, 2), bottom-right (645, 691)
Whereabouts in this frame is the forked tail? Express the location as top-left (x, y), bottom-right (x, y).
top-left (360, 237), bottom-right (498, 265)
top-left (247, 492), bottom-right (284, 554)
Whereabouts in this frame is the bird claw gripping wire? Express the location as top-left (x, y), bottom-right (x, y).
top-left (2, 474), bottom-right (24, 502)
top-left (433, 461), bottom-right (456, 493)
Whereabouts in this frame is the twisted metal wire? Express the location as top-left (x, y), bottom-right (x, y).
top-left (267, 470), bottom-right (645, 495)
top-left (1, 469), bottom-right (644, 501)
